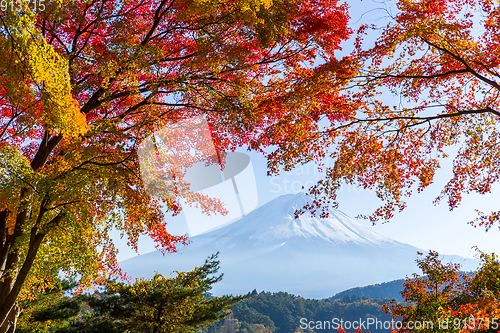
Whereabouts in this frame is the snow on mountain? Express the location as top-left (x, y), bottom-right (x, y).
top-left (200, 194), bottom-right (391, 244)
top-left (119, 193), bottom-right (479, 299)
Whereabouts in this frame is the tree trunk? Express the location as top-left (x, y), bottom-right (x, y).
top-left (0, 130), bottom-right (63, 332)
top-left (0, 228), bottom-right (47, 330)
top-left (0, 303), bottom-right (21, 333)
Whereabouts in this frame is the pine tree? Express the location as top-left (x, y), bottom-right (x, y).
top-left (64, 253), bottom-right (243, 333)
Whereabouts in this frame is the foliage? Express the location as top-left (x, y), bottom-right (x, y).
top-left (19, 254), bottom-right (243, 333)
top-left (382, 251), bottom-right (468, 332)
top-left (4, 0), bottom-right (500, 331)
top-left (383, 249), bottom-right (500, 332)
top-left (201, 290), bottom-right (395, 333)
top-left (0, 0), bottom-right (353, 330)
top-left (286, 0), bottom-right (500, 225)
top-left (16, 279), bottom-right (83, 333)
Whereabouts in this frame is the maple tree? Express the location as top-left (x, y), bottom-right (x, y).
top-left (282, 0), bottom-right (500, 224)
top-left (0, 0), bottom-right (354, 332)
top-left (383, 251), bottom-right (468, 333)
top-left (383, 250), bottom-right (500, 333)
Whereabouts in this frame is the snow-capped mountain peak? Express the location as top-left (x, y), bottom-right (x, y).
top-left (120, 193), bottom-right (476, 298)
top-left (196, 193), bottom-right (394, 247)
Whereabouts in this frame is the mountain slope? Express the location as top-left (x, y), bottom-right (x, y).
top-left (326, 279), bottom-right (406, 301)
top-left (120, 193), bottom-right (477, 298)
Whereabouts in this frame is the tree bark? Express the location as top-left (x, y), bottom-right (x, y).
top-left (0, 188), bottom-right (30, 282)
top-left (0, 111), bottom-right (64, 332)
top-left (0, 223), bottom-right (50, 329)
top-left (0, 303), bottom-right (20, 333)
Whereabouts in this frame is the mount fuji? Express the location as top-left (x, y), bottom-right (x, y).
top-left (120, 193), bottom-right (478, 298)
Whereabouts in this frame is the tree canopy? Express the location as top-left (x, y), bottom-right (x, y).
top-left (18, 253), bottom-right (243, 333)
top-left (0, 0), bottom-right (353, 331)
top-left (383, 249), bottom-right (500, 333)
top-left (3, 0), bottom-right (500, 331)
top-left (290, 0), bottom-right (500, 224)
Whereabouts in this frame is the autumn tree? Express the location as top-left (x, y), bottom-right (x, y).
top-left (282, 0), bottom-right (500, 224)
top-left (382, 251), bottom-right (468, 333)
top-left (383, 250), bottom-right (500, 333)
top-left (16, 278), bottom-right (82, 333)
top-left (0, 0), bottom-right (354, 331)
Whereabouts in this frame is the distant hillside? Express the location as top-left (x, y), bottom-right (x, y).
top-left (201, 290), bottom-right (397, 333)
top-left (327, 270), bottom-right (477, 302)
top-left (326, 279), bottom-right (405, 302)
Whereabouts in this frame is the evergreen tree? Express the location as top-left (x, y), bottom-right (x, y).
top-left (21, 254), bottom-right (243, 333)
top-left (16, 279), bottom-right (83, 333)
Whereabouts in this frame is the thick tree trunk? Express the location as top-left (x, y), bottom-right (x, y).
top-left (0, 303), bottom-right (21, 333)
top-left (0, 190), bottom-right (29, 331)
top-left (0, 227), bottom-right (48, 330)
top-left (0, 210), bottom-right (10, 280)
top-left (0, 258), bottom-right (17, 333)
top-left (0, 131), bottom-right (64, 331)
top-left (0, 128), bottom-right (63, 332)
top-left (0, 188), bottom-right (29, 283)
